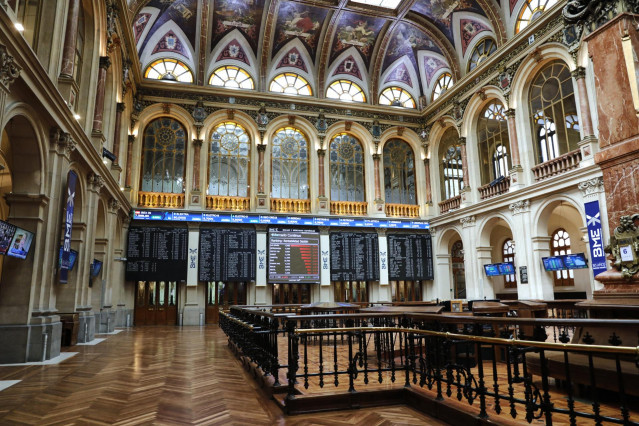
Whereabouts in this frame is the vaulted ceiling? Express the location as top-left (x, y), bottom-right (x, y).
top-left (126, 0), bottom-right (529, 107)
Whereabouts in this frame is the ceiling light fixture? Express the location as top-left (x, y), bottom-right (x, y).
top-left (14, 23), bottom-right (24, 32)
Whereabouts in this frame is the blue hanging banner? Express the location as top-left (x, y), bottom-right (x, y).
top-left (60, 171), bottom-right (78, 284)
top-left (584, 200), bottom-right (607, 278)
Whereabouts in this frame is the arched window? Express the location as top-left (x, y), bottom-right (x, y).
top-left (468, 38), bottom-right (496, 72)
top-left (529, 61), bottom-right (580, 163)
top-left (271, 127), bottom-right (309, 199)
top-left (16, 0), bottom-right (43, 48)
top-left (383, 139), bottom-right (417, 205)
top-left (269, 73), bottom-right (312, 96)
top-left (432, 73), bottom-right (453, 101)
top-left (144, 58), bottom-right (194, 83)
top-left (326, 80), bottom-right (366, 103)
top-left (329, 133), bottom-right (365, 202)
top-left (140, 118), bottom-right (187, 194)
top-left (209, 66), bottom-right (254, 90)
top-left (551, 228), bottom-right (574, 286)
top-left (208, 122), bottom-right (251, 198)
top-left (379, 87), bottom-right (416, 109)
top-left (439, 128), bottom-right (463, 200)
top-left (502, 239), bottom-right (516, 288)
top-left (516, 0), bottom-right (559, 33)
top-left (477, 102), bottom-right (510, 185)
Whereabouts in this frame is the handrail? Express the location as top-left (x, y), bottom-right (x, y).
top-left (220, 311), bottom-right (254, 330)
top-left (294, 326), bottom-right (639, 356)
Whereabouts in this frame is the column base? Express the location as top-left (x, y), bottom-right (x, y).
top-left (182, 304), bottom-right (203, 326)
top-left (57, 75), bottom-right (79, 110)
top-left (460, 187), bottom-right (472, 208)
top-left (95, 308), bottom-right (115, 334)
top-left (256, 193), bottom-right (269, 212)
top-left (578, 136), bottom-right (598, 167)
top-left (317, 196), bottom-right (329, 213)
top-left (115, 304), bottom-right (132, 327)
top-left (77, 311), bottom-right (95, 343)
top-left (0, 319), bottom-right (62, 363)
top-left (508, 165), bottom-right (524, 192)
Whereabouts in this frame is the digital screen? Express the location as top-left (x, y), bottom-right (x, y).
top-left (126, 227), bottom-right (188, 281)
top-left (562, 253), bottom-right (588, 269)
top-left (484, 264), bottom-right (500, 276)
top-left (0, 220), bottom-right (17, 255)
top-left (91, 259), bottom-right (103, 277)
top-left (199, 228), bottom-right (256, 282)
top-left (498, 262), bottom-right (515, 275)
top-left (268, 229), bottom-right (320, 284)
top-left (330, 232), bottom-right (379, 281)
top-left (542, 256), bottom-right (565, 271)
top-left (387, 234), bottom-right (434, 280)
top-left (59, 247), bottom-right (79, 271)
top-left (7, 227), bottom-right (34, 259)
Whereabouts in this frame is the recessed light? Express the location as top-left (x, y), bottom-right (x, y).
top-left (74, 114), bottom-right (80, 120)
top-left (15, 23), bottom-right (24, 32)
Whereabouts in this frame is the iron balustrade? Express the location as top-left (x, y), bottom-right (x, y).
top-left (221, 309), bottom-right (639, 424)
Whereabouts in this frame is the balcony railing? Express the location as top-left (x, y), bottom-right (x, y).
top-left (270, 198), bottom-right (311, 213)
top-left (438, 195), bottom-right (461, 213)
top-left (385, 203), bottom-right (420, 218)
top-left (532, 149), bottom-right (582, 181)
top-left (478, 176), bottom-right (511, 200)
top-left (138, 191), bottom-right (184, 208)
top-left (330, 201), bottom-right (368, 216)
top-left (206, 195), bottom-right (250, 211)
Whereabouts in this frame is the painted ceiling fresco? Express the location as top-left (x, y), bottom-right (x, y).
top-left (211, 0), bottom-right (266, 55)
top-left (272, 2), bottom-right (329, 62)
top-left (330, 12), bottom-right (386, 69)
top-left (411, 0), bottom-right (487, 44)
top-left (136, 0), bottom-right (198, 57)
top-left (130, 0), bottom-right (513, 105)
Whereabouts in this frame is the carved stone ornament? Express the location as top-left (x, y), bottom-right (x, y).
top-left (88, 173), bottom-right (105, 192)
top-left (509, 199), bottom-right (531, 215)
top-left (192, 101), bottom-right (206, 122)
top-left (460, 216), bottom-right (476, 228)
top-left (109, 198), bottom-right (120, 212)
top-left (0, 44), bottom-right (21, 91)
top-left (562, 0), bottom-right (620, 33)
top-left (578, 176), bottom-right (605, 197)
top-left (604, 214), bottom-right (639, 279)
top-left (50, 128), bottom-right (77, 155)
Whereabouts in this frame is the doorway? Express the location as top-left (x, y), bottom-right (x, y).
top-left (134, 281), bottom-right (178, 325)
top-left (205, 281), bottom-right (248, 324)
top-left (451, 240), bottom-right (466, 299)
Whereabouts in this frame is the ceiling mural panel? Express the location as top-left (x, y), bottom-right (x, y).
top-left (330, 12), bottom-right (386, 69)
top-left (460, 19), bottom-right (491, 56)
top-left (332, 55), bottom-right (363, 80)
top-left (383, 22), bottom-right (443, 72)
top-left (384, 62), bottom-right (413, 87)
top-left (152, 30), bottom-right (191, 59)
top-left (276, 47), bottom-right (308, 72)
top-left (216, 39), bottom-right (251, 65)
top-left (134, 13), bottom-right (152, 44)
top-left (137, 0), bottom-right (198, 54)
top-left (211, 0), bottom-right (265, 55)
top-left (273, 2), bottom-right (329, 61)
top-left (411, 0), bottom-right (486, 43)
top-left (423, 54), bottom-right (448, 85)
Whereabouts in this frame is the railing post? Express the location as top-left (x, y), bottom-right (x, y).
top-left (286, 319), bottom-right (298, 407)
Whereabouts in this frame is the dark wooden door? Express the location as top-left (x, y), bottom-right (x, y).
top-left (134, 281), bottom-right (178, 325)
top-left (205, 282), bottom-right (248, 324)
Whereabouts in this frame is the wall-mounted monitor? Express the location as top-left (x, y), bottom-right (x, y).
top-left (268, 228), bottom-right (320, 284)
top-left (0, 220), bottom-right (17, 255)
top-left (90, 259), bottom-right (103, 277)
top-left (562, 253), bottom-right (588, 269)
top-left (542, 256), bottom-right (565, 272)
top-left (497, 262), bottom-right (515, 275)
top-left (7, 227), bottom-right (34, 259)
top-left (59, 247), bottom-right (79, 271)
top-left (483, 264), bottom-right (500, 277)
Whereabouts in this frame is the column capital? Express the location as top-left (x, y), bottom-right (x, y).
top-left (423, 157), bottom-right (429, 165)
top-left (571, 66), bottom-right (586, 80)
top-left (509, 199), bottom-right (531, 215)
top-left (128, 134), bottom-right (135, 144)
top-left (458, 137), bottom-right (466, 146)
top-left (50, 127), bottom-right (77, 156)
top-left (0, 44), bottom-right (21, 92)
top-left (505, 108), bottom-right (516, 118)
top-left (578, 176), bottom-right (605, 197)
top-left (317, 148), bottom-right (326, 157)
top-left (257, 143), bottom-right (267, 152)
top-left (192, 138), bottom-right (203, 148)
top-left (108, 198), bottom-right (120, 213)
top-left (88, 173), bottom-right (105, 193)
top-left (460, 215), bottom-right (476, 228)
top-left (372, 153), bottom-right (381, 161)
top-left (99, 56), bottom-right (112, 70)
top-left (116, 102), bottom-right (126, 112)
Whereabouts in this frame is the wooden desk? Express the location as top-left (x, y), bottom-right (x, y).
top-left (359, 305), bottom-right (444, 314)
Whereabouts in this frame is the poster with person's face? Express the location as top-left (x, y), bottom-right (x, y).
top-left (0, 220), bottom-right (16, 255)
top-left (7, 227), bottom-right (34, 259)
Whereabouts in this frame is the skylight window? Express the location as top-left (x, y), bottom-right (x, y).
top-left (350, 0), bottom-right (402, 9)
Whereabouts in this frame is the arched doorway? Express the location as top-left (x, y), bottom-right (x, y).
top-left (451, 240), bottom-right (465, 299)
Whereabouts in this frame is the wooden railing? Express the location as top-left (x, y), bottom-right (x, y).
top-left (438, 195), bottom-right (461, 213)
top-left (270, 198), bottom-right (311, 213)
top-left (330, 201), bottom-right (368, 216)
top-left (385, 203), bottom-right (420, 218)
top-left (478, 176), bottom-right (511, 200)
top-left (138, 191), bottom-right (185, 208)
top-left (205, 195), bottom-right (250, 211)
top-left (532, 148), bottom-right (582, 181)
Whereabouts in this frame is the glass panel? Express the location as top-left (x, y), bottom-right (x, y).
top-left (271, 127), bottom-right (309, 200)
top-left (383, 139), bottom-right (417, 204)
top-left (137, 281), bottom-right (146, 306)
top-left (140, 118), bottom-right (187, 194)
top-left (218, 281), bottom-right (226, 305)
top-left (168, 282), bottom-right (176, 306)
top-left (148, 282), bottom-right (156, 306)
top-left (207, 282), bottom-right (215, 305)
top-left (158, 282), bottom-right (166, 305)
top-left (379, 87), bottom-right (415, 108)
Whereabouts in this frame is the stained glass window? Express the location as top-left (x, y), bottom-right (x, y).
top-left (208, 122), bottom-right (251, 197)
top-left (439, 128), bottom-right (463, 200)
top-left (144, 58), bottom-right (193, 83)
top-left (503, 239), bottom-right (516, 288)
top-left (468, 38), bottom-right (496, 72)
top-left (477, 102), bottom-right (510, 184)
top-left (432, 73), bottom-right (453, 101)
top-left (209, 66), bottom-right (254, 90)
top-left (379, 87), bottom-right (416, 108)
top-left (326, 80), bottom-right (366, 103)
top-left (383, 139), bottom-right (417, 205)
top-left (140, 118), bottom-right (186, 194)
top-left (271, 127), bottom-right (309, 199)
top-left (329, 133), bottom-right (365, 202)
top-left (516, 0), bottom-right (559, 33)
top-left (552, 228), bottom-right (574, 286)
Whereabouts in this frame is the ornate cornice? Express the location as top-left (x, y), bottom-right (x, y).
top-left (50, 127), bottom-right (76, 156)
top-left (99, 56), bottom-right (112, 70)
top-left (509, 199), bottom-right (531, 215)
top-left (571, 66), bottom-right (586, 80)
top-left (0, 44), bottom-right (21, 92)
top-left (578, 176), bottom-right (605, 197)
top-left (109, 198), bottom-right (120, 212)
top-left (460, 215), bottom-right (476, 228)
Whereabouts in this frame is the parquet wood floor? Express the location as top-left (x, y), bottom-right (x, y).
top-left (0, 327), bottom-right (446, 425)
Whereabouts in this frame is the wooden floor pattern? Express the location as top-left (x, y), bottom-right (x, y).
top-left (0, 327), bottom-right (446, 425)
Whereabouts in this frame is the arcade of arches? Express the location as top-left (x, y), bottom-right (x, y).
top-left (0, 0), bottom-right (637, 369)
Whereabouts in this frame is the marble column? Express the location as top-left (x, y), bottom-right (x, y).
top-left (125, 135), bottom-right (135, 188)
top-left (317, 149), bottom-right (326, 197)
top-left (372, 153), bottom-right (381, 201)
top-left (112, 103), bottom-right (125, 166)
top-left (459, 137), bottom-right (469, 188)
top-left (257, 144), bottom-right (266, 194)
top-left (505, 109), bottom-right (521, 166)
top-left (423, 158), bottom-right (432, 204)
top-left (60, 0), bottom-right (80, 78)
top-left (192, 139), bottom-right (203, 192)
top-left (572, 67), bottom-right (595, 138)
top-left (91, 57), bottom-right (111, 134)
